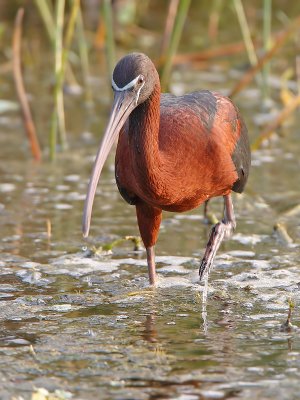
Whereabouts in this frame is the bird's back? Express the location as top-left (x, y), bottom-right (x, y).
top-left (159, 90), bottom-right (250, 195)
top-left (116, 89), bottom-right (250, 212)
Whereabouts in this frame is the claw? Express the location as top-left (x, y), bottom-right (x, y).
top-left (199, 259), bottom-right (207, 280)
top-left (199, 194), bottom-right (236, 281)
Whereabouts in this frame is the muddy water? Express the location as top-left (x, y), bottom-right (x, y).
top-left (1, 6), bottom-right (300, 400)
top-left (1, 74), bottom-right (300, 399)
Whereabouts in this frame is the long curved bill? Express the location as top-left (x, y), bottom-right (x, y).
top-left (82, 90), bottom-right (137, 237)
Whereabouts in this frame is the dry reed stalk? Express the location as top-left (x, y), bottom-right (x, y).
top-left (159, 0), bottom-right (180, 62)
top-left (46, 218), bottom-right (52, 238)
top-left (252, 94), bottom-right (300, 150)
top-left (208, 0), bottom-right (223, 42)
top-left (173, 41), bottom-right (246, 64)
top-left (230, 15), bottom-right (300, 98)
top-left (12, 8), bottom-right (42, 161)
top-left (160, 0), bottom-right (191, 90)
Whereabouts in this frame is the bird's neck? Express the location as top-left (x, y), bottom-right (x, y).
top-left (129, 83), bottom-right (161, 169)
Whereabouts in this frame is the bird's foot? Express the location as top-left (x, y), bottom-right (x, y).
top-left (199, 220), bottom-right (234, 280)
top-left (223, 219), bottom-right (236, 239)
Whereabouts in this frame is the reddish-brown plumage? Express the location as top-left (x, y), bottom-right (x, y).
top-left (116, 90), bottom-right (242, 212)
top-left (83, 53), bottom-right (251, 285)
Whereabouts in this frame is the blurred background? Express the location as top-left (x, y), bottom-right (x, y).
top-left (0, 0), bottom-right (299, 158)
top-left (0, 0), bottom-right (298, 247)
top-left (0, 2), bottom-right (300, 399)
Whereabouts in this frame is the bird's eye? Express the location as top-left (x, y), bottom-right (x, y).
top-left (138, 75), bottom-right (145, 84)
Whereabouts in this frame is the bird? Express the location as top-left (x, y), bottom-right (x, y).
top-left (82, 52), bottom-right (251, 286)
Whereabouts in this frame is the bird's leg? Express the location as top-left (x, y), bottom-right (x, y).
top-left (203, 199), bottom-right (219, 225)
top-left (146, 246), bottom-right (156, 285)
top-left (199, 194), bottom-right (236, 280)
top-left (203, 200), bottom-right (209, 220)
top-left (136, 202), bottom-right (162, 286)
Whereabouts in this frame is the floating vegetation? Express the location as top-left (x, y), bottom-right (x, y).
top-left (84, 235), bottom-right (142, 257)
top-left (273, 222), bottom-right (294, 246)
top-left (280, 298), bottom-right (295, 332)
top-left (30, 387), bottom-right (73, 400)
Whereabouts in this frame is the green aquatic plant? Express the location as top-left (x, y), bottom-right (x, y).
top-left (85, 235), bottom-right (142, 257)
top-left (262, 0), bottom-right (272, 101)
top-left (76, 6), bottom-right (93, 105)
top-left (50, 0), bottom-right (80, 160)
top-left (35, 0), bottom-right (87, 160)
top-left (49, 0), bottom-right (66, 161)
top-left (34, 0), bottom-right (55, 45)
top-left (280, 298), bottom-right (295, 332)
top-left (101, 0), bottom-right (116, 78)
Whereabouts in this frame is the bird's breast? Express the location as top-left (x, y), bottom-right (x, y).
top-left (115, 91), bottom-right (240, 211)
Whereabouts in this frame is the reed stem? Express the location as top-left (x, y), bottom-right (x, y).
top-left (233, 0), bottom-right (257, 67)
top-left (76, 6), bottom-right (93, 106)
top-left (49, 0), bottom-right (80, 160)
top-left (101, 0), bottom-right (116, 77)
top-left (160, 0), bottom-right (191, 91)
top-left (233, 0), bottom-right (262, 91)
top-left (160, 0), bottom-right (179, 61)
top-left (262, 0), bottom-right (272, 100)
top-left (208, 0), bottom-right (223, 43)
top-left (34, 0), bottom-right (55, 45)
top-left (49, 0), bottom-right (65, 160)
top-left (59, 0), bottom-right (80, 148)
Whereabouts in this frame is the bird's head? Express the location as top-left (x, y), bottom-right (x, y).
top-left (112, 53), bottom-right (158, 105)
top-left (82, 53), bottom-right (159, 238)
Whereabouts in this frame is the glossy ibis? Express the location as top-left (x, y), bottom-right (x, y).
top-left (83, 53), bottom-right (251, 285)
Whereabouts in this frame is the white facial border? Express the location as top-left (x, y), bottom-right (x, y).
top-left (112, 75), bottom-right (140, 91)
top-left (112, 75), bottom-right (145, 105)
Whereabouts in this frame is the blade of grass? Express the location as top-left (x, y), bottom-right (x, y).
top-left (262, 0), bottom-right (272, 100)
top-left (76, 5), bottom-right (93, 106)
top-left (49, 0), bottom-right (80, 160)
top-left (233, 0), bottom-right (262, 92)
top-left (101, 0), bottom-right (116, 77)
top-left (13, 8), bottom-right (41, 161)
top-left (49, 0), bottom-right (65, 160)
top-left (233, 0), bottom-right (258, 67)
top-left (57, 0), bottom-right (80, 147)
top-left (64, 0), bottom-right (80, 58)
top-left (34, 0), bottom-right (55, 45)
top-left (160, 0), bottom-right (191, 91)
top-left (35, 0), bottom-right (79, 89)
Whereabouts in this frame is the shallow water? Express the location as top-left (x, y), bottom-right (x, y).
top-left (1, 105), bottom-right (299, 400)
top-left (1, 2), bottom-right (300, 400)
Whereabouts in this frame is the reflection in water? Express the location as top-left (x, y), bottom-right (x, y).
top-left (143, 313), bottom-right (158, 343)
top-left (201, 272), bottom-right (209, 335)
